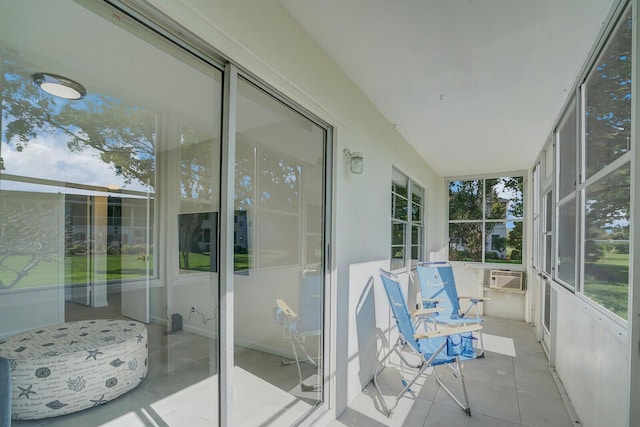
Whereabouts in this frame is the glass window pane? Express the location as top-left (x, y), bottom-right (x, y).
top-left (411, 201), bottom-right (421, 223)
top-left (506, 221), bottom-right (523, 263)
top-left (449, 223), bottom-right (482, 262)
top-left (411, 225), bottom-right (423, 266)
top-left (584, 8), bottom-right (632, 179)
top-left (392, 222), bottom-right (405, 246)
top-left (544, 235), bottom-right (553, 274)
top-left (179, 122), bottom-right (221, 275)
top-left (1, 1), bottom-right (221, 423)
top-left (449, 180), bottom-right (482, 220)
top-left (235, 77), bottom-right (326, 415)
top-left (392, 169), bottom-right (408, 199)
top-left (544, 281), bottom-right (551, 331)
top-left (558, 197), bottom-right (576, 286)
top-left (411, 184), bottom-right (424, 206)
top-left (391, 170), bottom-right (422, 271)
top-left (393, 193), bottom-right (408, 221)
top-left (557, 100), bottom-right (577, 199)
top-left (483, 221), bottom-right (521, 264)
top-left (258, 149), bottom-right (301, 213)
top-left (234, 142), bottom-right (255, 272)
top-left (544, 140), bottom-right (554, 180)
top-left (583, 163), bottom-right (630, 319)
top-left (411, 225), bottom-right (421, 247)
top-left (391, 247), bottom-right (405, 270)
top-left (410, 245), bottom-right (421, 262)
top-left (485, 177), bottom-right (524, 220)
top-left (485, 222), bottom-right (507, 262)
top-left (545, 191), bottom-right (553, 233)
top-left (257, 211), bottom-right (300, 268)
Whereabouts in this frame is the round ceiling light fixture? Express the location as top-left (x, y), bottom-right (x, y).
top-left (32, 72), bottom-right (87, 100)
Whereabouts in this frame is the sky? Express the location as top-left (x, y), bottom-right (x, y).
top-left (1, 131), bottom-right (150, 196)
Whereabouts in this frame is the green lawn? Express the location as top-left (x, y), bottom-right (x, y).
top-left (1, 254), bottom-right (152, 289)
top-left (584, 252), bottom-right (629, 319)
top-left (2, 252), bottom-right (252, 289)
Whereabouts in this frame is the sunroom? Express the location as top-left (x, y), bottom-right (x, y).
top-left (0, 1), bottom-right (638, 427)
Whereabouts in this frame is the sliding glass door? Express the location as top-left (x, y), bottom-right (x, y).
top-left (0, 1), bottom-right (329, 426)
top-left (1, 0), bottom-right (221, 424)
top-left (231, 76), bottom-right (327, 425)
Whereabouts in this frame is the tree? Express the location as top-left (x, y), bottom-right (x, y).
top-left (449, 177), bottom-right (523, 263)
top-left (1, 58), bottom-right (157, 288)
top-left (2, 58), bottom-right (156, 187)
top-left (0, 195), bottom-right (59, 290)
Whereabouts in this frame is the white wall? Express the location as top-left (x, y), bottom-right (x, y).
top-left (345, 260), bottom-right (395, 403)
top-left (146, 0), bottom-right (446, 418)
top-left (552, 284), bottom-right (628, 427)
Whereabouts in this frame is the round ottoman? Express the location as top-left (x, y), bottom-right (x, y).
top-left (0, 319), bottom-right (148, 420)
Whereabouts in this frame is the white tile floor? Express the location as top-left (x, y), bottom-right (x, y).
top-left (9, 309), bottom-right (572, 427)
top-left (329, 317), bottom-right (575, 427)
top-left (11, 318), bottom-right (320, 426)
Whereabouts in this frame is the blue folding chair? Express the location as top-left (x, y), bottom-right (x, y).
top-left (415, 261), bottom-right (488, 356)
top-left (275, 268), bottom-right (322, 391)
top-left (373, 269), bottom-right (482, 416)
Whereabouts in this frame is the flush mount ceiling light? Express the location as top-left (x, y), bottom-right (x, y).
top-left (32, 72), bottom-right (86, 100)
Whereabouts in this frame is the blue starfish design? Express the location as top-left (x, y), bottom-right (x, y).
top-left (18, 385), bottom-right (36, 399)
top-left (85, 349), bottom-right (104, 360)
top-left (136, 334), bottom-right (144, 343)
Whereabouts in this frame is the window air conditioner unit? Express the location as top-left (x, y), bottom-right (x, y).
top-left (489, 270), bottom-right (524, 291)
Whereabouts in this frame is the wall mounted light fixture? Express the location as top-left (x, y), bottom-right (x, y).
top-left (33, 73), bottom-right (87, 100)
top-left (343, 148), bottom-right (364, 174)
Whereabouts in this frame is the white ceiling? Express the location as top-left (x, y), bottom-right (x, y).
top-left (279, 0), bottom-right (616, 177)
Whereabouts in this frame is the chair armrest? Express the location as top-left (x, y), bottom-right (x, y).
top-left (414, 324), bottom-right (482, 340)
top-left (458, 296), bottom-right (491, 302)
top-left (276, 298), bottom-right (299, 321)
top-left (411, 307), bottom-right (444, 317)
top-left (418, 298), bottom-right (441, 304)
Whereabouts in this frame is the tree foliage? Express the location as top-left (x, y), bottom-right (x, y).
top-left (0, 195), bottom-right (59, 290)
top-left (448, 177), bottom-right (523, 263)
top-left (2, 59), bottom-right (156, 187)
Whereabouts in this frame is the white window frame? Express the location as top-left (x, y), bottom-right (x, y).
top-left (391, 168), bottom-right (424, 271)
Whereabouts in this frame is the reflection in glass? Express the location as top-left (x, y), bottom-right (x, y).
top-left (1, 1), bottom-right (221, 423)
top-left (178, 212), bottom-right (217, 272)
top-left (557, 197), bottom-right (576, 287)
top-left (411, 184), bottom-right (423, 223)
top-left (557, 100), bottom-right (577, 199)
top-left (583, 163), bottom-right (630, 319)
top-left (584, 8), bottom-right (632, 179)
top-left (235, 142), bottom-right (256, 272)
top-left (1, 56), bottom-right (157, 298)
top-left (392, 170), bottom-right (408, 221)
top-left (391, 222), bottom-right (405, 270)
top-left (543, 191), bottom-right (553, 274)
top-left (410, 225), bottom-right (423, 265)
top-left (235, 77), bottom-right (325, 419)
top-left (543, 281), bottom-right (551, 331)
